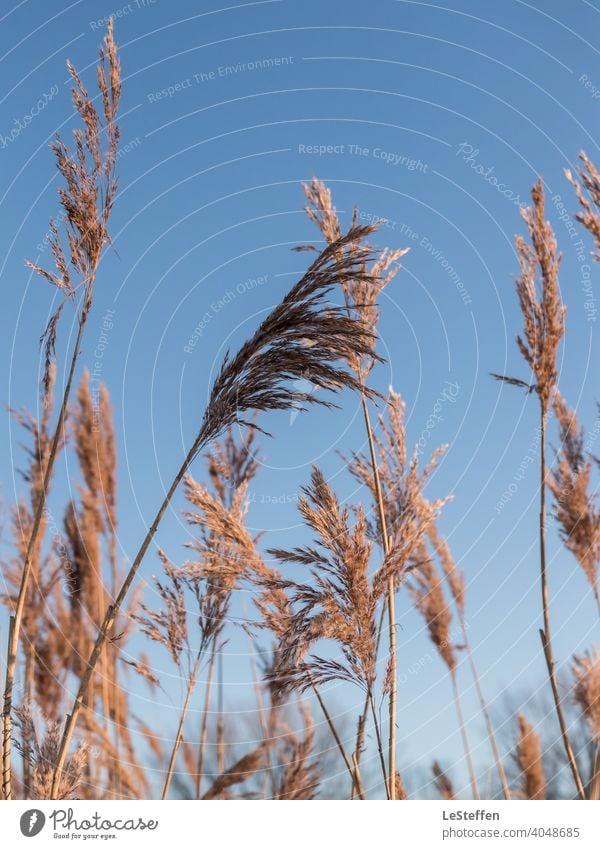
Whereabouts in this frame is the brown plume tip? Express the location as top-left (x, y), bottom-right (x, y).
top-left (514, 713), bottom-right (546, 800)
top-left (197, 225), bottom-right (384, 450)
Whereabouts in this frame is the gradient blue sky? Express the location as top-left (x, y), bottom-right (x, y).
top-left (1, 0), bottom-right (599, 797)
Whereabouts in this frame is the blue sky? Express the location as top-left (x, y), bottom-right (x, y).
top-left (1, 0), bottom-right (599, 797)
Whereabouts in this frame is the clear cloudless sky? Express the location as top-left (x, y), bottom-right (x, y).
top-left (1, 0), bottom-right (599, 797)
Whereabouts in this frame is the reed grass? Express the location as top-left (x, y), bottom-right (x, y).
top-left (493, 179), bottom-right (585, 800)
top-left (427, 523), bottom-right (510, 799)
top-left (49, 220), bottom-right (381, 797)
top-left (2, 21), bottom-right (120, 800)
top-left (514, 714), bottom-right (547, 800)
top-left (4, 25), bottom-right (600, 803)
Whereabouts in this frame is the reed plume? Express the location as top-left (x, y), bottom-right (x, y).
top-left (50, 222), bottom-right (382, 797)
top-left (2, 21), bottom-right (120, 800)
top-left (1, 371), bottom-right (58, 793)
top-left (302, 179), bottom-right (409, 796)
top-left (250, 561), bottom-right (355, 796)
top-left (427, 522), bottom-right (510, 798)
top-left (492, 179), bottom-right (584, 798)
top-left (514, 713), bottom-right (546, 800)
top-left (572, 647), bottom-right (600, 798)
top-left (193, 427), bottom-right (260, 797)
top-left (202, 744), bottom-right (267, 800)
top-left (273, 707), bottom-right (321, 800)
top-left (346, 388), bottom-right (446, 796)
top-left (132, 488), bottom-right (255, 803)
top-left (572, 647), bottom-right (600, 742)
top-left (130, 551), bottom-right (202, 800)
top-left (197, 224), bottom-right (380, 446)
top-left (264, 469), bottom-right (374, 797)
top-left (432, 761), bottom-right (455, 800)
top-left (409, 543), bottom-right (456, 672)
top-left (301, 177), bottom-right (408, 378)
top-left (267, 467), bottom-right (378, 696)
top-left (408, 539), bottom-right (479, 799)
top-left (14, 706), bottom-right (87, 801)
top-left (156, 429), bottom-right (262, 799)
top-left (7, 24), bottom-right (599, 802)
top-left (394, 770), bottom-right (408, 800)
top-left (566, 153), bottom-right (600, 259)
top-left (492, 179), bottom-right (564, 413)
top-left (63, 373), bottom-right (135, 797)
top-left (73, 372), bottom-right (118, 588)
top-left (6, 374), bottom-right (138, 800)
top-left (348, 390), bottom-right (447, 576)
top-left (548, 392), bottom-right (600, 612)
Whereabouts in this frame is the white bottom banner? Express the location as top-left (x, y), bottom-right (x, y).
top-left (1, 800), bottom-right (598, 847)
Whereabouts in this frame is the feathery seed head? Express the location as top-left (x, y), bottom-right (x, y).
top-left (496, 179), bottom-right (565, 415)
top-left (572, 646), bottom-right (600, 741)
top-left (566, 152), bottom-right (600, 260)
top-left (548, 393), bottom-right (599, 603)
top-left (302, 178), bottom-right (409, 377)
top-left (514, 713), bottom-right (546, 800)
top-left (195, 225), bottom-right (382, 450)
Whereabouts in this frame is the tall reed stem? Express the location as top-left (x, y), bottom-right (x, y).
top-left (162, 650), bottom-right (203, 800)
top-left (195, 639), bottom-right (217, 799)
top-left (538, 408), bottom-right (585, 800)
top-left (247, 637), bottom-right (272, 799)
top-left (50, 224), bottom-right (376, 798)
top-left (463, 631), bottom-right (510, 799)
top-left (216, 654), bottom-right (225, 795)
top-left (369, 692), bottom-right (390, 799)
top-left (309, 674), bottom-right (365, 799)
top-left (451, 670), bottom-right (479, 799)
top-left (21, 646), bottom-right (34, 798)
top-left (360, 392), bottom-right (396, 799)
top-left (353, 600), bottom-right (386, 796)
top-left (2, 309), bottom-right (89, 800)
